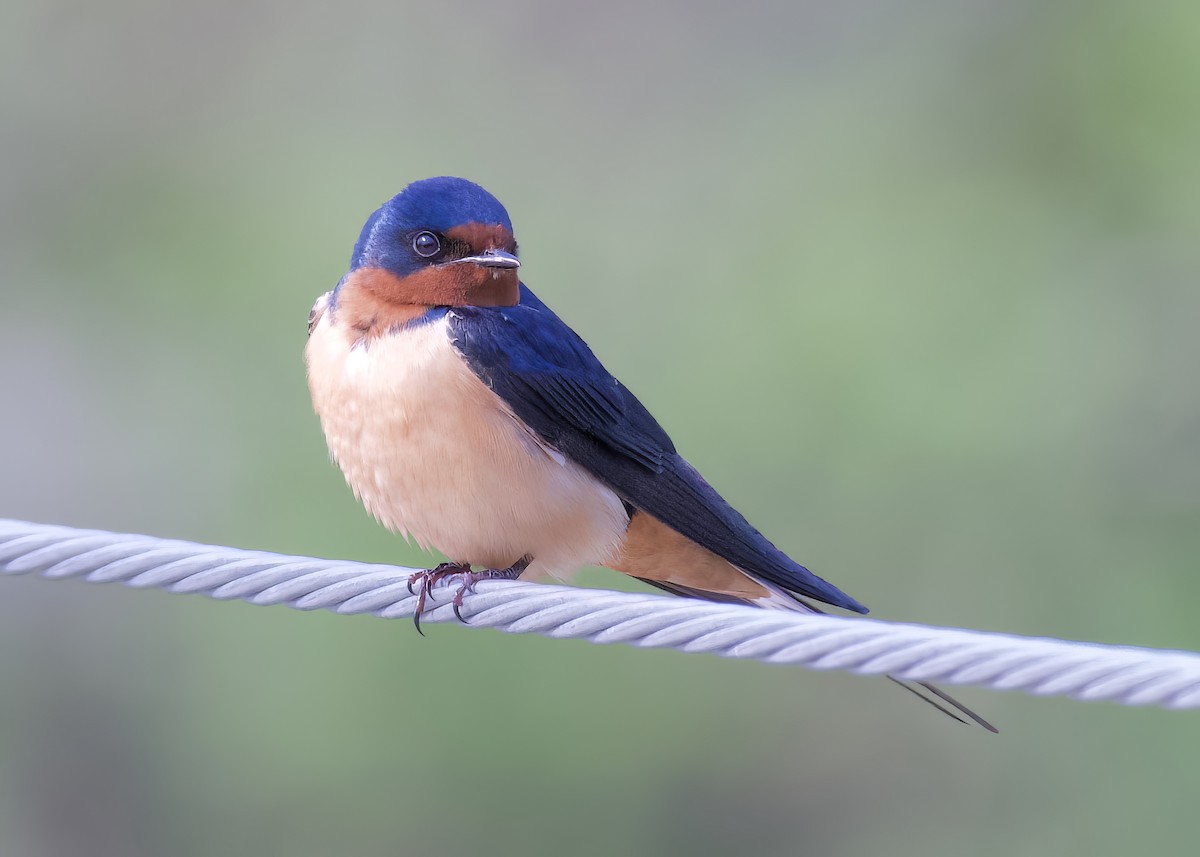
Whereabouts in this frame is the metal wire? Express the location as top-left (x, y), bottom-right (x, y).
top-left (2, 518), bottom-right (1199, 711)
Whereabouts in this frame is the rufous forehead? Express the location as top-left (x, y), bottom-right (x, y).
top-left (445, 222), bottom-right (516, 253)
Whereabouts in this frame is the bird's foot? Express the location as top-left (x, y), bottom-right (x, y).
top-left (448, 557), bottom-right (531, 622)
top-left (407, 562), bottom-right (471, 636)
top-left (406, 558), bottom-right (531, 635)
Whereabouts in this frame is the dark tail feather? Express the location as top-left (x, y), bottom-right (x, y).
top-left (888, 678), bottom-right (1000, 733)
top-left (635, 577), bottom-right (998, 733)
top-left (910, 679), bottom-right (999, 733)
top-left (888, 677), bottom-right (968, 725)
top-left (635, 577), bottom-right (751, 605)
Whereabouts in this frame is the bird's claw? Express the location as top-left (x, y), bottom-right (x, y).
top-left (407, 562), bottom-right (464, 596)
top-left (407, 559), bottom-right (531, 633)
top-left (407, 563), bottom-right (470, 636)
top-left (451, 575), bottom-right (482, 622)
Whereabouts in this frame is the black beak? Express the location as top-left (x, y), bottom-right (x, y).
top-left (455, 249), bottom-right (520, 269)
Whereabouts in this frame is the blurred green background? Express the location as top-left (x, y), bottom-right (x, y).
top-left (2, 1), bottom-right (1198, 854)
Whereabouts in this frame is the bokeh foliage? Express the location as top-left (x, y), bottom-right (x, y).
top-left (1, 1), bottom-right (1198, 855)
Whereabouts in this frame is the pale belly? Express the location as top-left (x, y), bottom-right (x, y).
top-left (305, 310), bottom-right (629, 577)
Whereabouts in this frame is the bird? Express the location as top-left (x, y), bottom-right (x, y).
top-left (305, 176), bottom-right (995, 731)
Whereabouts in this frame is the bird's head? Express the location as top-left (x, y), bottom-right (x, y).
top-left (337, 177), bottom-right (521, 317)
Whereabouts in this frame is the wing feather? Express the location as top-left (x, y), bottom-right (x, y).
top-left (448, 286), bottom-right (867, 613)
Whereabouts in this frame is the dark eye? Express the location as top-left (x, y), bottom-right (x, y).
top-left (412, 231), bottom-right (441, 258)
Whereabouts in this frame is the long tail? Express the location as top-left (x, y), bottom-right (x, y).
top-left (636, 578), bottom-right (997, 733)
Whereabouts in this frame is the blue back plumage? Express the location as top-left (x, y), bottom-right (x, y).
top-left (449, 285), bottom-right (869, 615)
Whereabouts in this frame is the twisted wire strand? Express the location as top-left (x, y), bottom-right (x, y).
top-left (2, 518), bottom-right (1199, 710)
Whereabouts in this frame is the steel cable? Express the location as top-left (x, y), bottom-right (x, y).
top-left (2, 518), bottom-right (1198, 710)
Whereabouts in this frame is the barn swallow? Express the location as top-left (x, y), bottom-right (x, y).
top-left (305, 176), bottom-right (994, 730)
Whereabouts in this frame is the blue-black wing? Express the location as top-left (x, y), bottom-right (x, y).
top-left (447, 285), bottom-right (868, 614)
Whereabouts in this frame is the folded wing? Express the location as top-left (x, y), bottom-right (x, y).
top-left (448, 285), bottom-right (868, 614)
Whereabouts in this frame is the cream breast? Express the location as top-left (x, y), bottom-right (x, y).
top-left (305, 304), bottom-right (629, 578)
